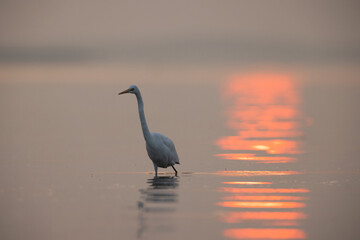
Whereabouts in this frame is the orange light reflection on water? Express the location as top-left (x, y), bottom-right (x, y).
top-left (216, 72), bottom-right (308, 239)
top-left (218, 201), bottom-right (306, 209)
top-left (217, 137), bottom-right (301, 155)
top-left (216, 153), bottom-right (296, 163)
top-left (223, 195), bottom-right (307, 201)
top-left (216, 72), bottom-right (304, 162)
top-left (220, 187), bottom-right (309, 194)
top-left (221, 211), bottom-right (307, 223)
top-left (215, 171), bottom-right (301, 177)
top-left (222, 182), bottom-right (272, 185)
top-left (224, 228), bottom-right (306, 239)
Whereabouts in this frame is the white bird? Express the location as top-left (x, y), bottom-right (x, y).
top-left (118, 85), bottom-right (180, 177)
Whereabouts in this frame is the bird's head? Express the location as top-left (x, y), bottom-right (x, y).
top-left (118, 85), bottom-right (138, 95)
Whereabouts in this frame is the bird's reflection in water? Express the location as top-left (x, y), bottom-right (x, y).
top-left (137, 176), bottom-right (179, 239)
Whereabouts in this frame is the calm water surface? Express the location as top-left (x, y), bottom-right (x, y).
top-left (1, 68), bottom-right (360, 239)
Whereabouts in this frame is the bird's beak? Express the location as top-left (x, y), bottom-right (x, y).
top-left (118, 88), bottom-right (131, 95)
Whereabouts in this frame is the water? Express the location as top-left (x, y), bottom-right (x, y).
top-left (1, 65), bottom-right (360, 239)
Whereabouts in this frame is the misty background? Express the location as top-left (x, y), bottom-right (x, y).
top-left (1, 1), bottom-right (360, 240)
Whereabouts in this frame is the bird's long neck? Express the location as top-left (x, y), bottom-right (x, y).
top-left (135, 91), bottom-right (151, 141)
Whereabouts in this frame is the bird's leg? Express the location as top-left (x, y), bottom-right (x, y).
top-left (171, 165), bottom-right (178, 176)
top-left (153, 163), bottom-right (158, 177)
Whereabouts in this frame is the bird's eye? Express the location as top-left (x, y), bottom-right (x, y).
top-left (130, 88), bottom-right (135, 91)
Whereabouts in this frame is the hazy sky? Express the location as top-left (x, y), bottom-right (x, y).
top-left (0, 0), bottom-right (359, 64)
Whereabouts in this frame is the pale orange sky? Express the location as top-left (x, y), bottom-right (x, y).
top-left (0, 0), bottom-right (359, 64)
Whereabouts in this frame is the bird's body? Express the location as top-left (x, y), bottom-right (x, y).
top-left (119, 85), bottom-right (179, 176)
top-left (146, 132), bottom-right (179, 168)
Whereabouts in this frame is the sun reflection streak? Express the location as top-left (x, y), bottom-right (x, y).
top-left (222, 182), bottom-right (272, 185)
top-left (223, 195), bottom-right (307, 201)
top-left (224, 228), bottom-right (306, 239)
top-left (216, 137), bottom-right (301, 155)
top-left (217, 201), bottom-right (306, 208)
top-left (220, 188), bottom-right (309, 194)
top-left (216, 154), bottom-right (296, 163)
top-left (216, 72), bottom-right (304, 162)
top-left (215, 171), bottom-right (301, 177)
top-left (216, 72), bottom-right (309, 239)
top-left (220, 212), bottom-right (307, 223)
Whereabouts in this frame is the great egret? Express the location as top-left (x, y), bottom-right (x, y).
top-left (118, 85), bottom-right (180, 177)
